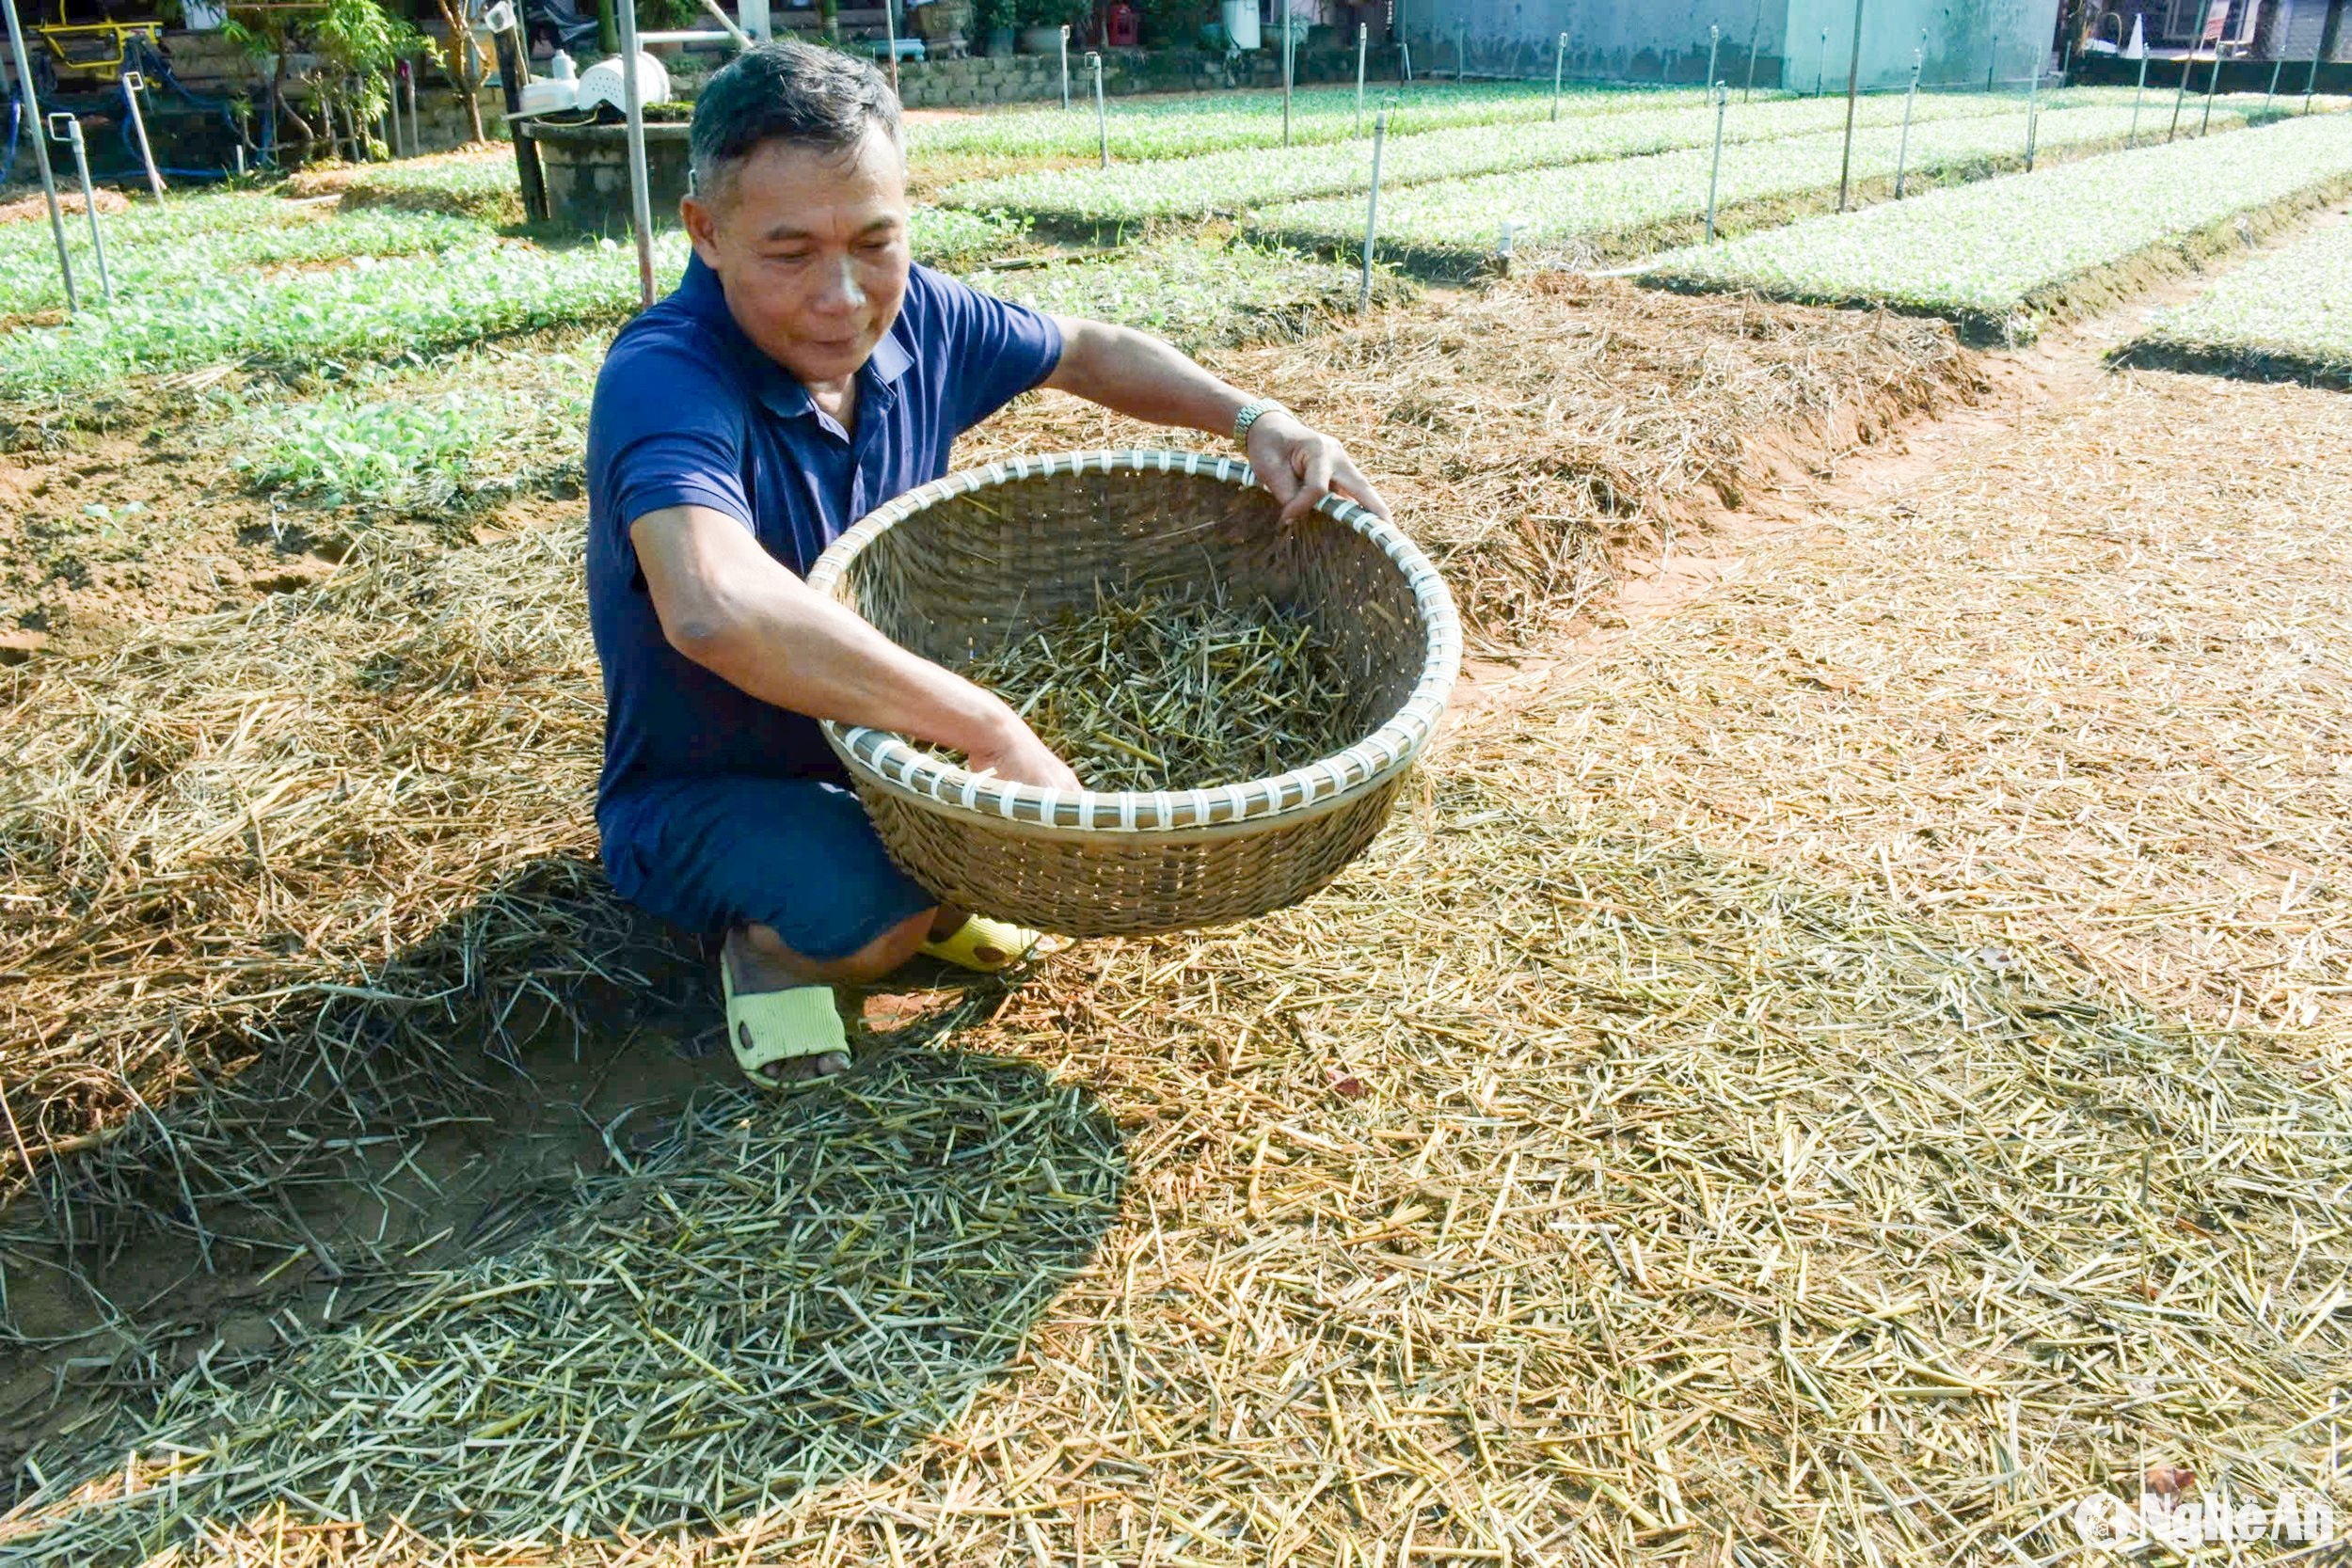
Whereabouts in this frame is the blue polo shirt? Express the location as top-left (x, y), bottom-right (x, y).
top-left (585, 254), bottom-right (1063, 891)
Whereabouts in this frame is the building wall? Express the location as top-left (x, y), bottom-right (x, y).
top-left (1782, 0), bottom-right (2060, 91)
top-left (1406, 0), bottom-right (2059, 89)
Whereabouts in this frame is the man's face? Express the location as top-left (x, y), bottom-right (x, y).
top-left (682, 125), bottom-right (911, 391)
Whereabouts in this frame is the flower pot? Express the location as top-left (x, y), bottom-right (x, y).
top-left (1018, 23), bottom-right (1065, 53)
top-left (912, 0), bottom-right (971, 41)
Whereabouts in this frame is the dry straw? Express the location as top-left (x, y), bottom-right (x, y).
top-left (19, 281), bottom-right (2286, 1568)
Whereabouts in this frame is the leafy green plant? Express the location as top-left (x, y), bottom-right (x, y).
top-left (1642, 114), bottom-right (2352, 341)
top-left (1257, 103), bottom-right (2252, 270)
top-left (2129, 217), bottom-right (2352, 382)
top-left (942, 89), bottom-right (2034, 230)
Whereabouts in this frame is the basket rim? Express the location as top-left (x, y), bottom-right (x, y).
top-left (807, 448), bottom-right (1462, 839)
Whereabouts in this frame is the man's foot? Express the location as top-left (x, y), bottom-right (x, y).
top-left (723, 928), bottom-right (851, 1090)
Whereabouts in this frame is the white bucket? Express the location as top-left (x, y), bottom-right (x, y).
top-left (1221, 0), bottom-right (1261, 51)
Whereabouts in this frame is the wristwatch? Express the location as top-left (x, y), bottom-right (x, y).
top-left (1232, 396), bottom-right (1286, 451)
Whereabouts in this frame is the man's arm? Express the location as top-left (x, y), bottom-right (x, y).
top-left (630, 503), bottom-right (1081, 791)
top-left (1041, 317), bottom-right (1390, 524)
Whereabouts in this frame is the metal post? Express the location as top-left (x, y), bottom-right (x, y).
top-left (1743, 0), bottom-right (1763, 100)
top-left (3, 0), bottom-right (75, 311)
top-left (1706, 23), bottom-right (1720, 88)
top-left (405, 67), bottom-right (419, 154)
top-left (1401, 37), bottom-right (1411, 84)
top-left (2307, 39), bottom-right (2324, 111)
top-left (1458, 22), bottom-right (1468, 79)
top-left (2266, 54), bottom-right (2284, 112)
top-left (2128, 49), bottom-right (2148, 144)
top-left (119, 71), bottom-right (166, 200)
top-left (2171, 0), bottom-right (2208, 141)
top-left (1987, 23), bottom-right (1997, 89)
top-left (615, 0), bottom-right (656, 309)
top-left (2026, 65), bottom-right (2040, 168)
top-left (1059, 24), bottom-right (1070, 110)
top-left (1705, 82), bottom-right (1727, 240)
top-left (1359, 109), bottom-right (1386, 312)
top-left (1836, 0), bottom-right (1864, 209)
top-left (387, 69), bottom-right (403, 157)
top-left (1091, 51), bottom-right (1106, 166)
top-left (1815, 25), bottom-right (1829, 96)
top-left (883, 0), bottom-right (898, 94)
top-left (1894, 48), bottom-right (1918, 196)
top-left (1357, 24), bottom-right (1368, 134)
top-left (48, 116), bottom-right (109, 302)
top-left (1551, 31), bottom-right (1565, 118)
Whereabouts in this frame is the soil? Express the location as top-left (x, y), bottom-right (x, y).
top-left (0, 188), bottom-right (129, 227)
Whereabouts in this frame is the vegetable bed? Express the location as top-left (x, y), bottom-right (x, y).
top-left (1255, 101), bottom-right (2226, 275)
top-left (910, 82), bottom-right (1707, 164)
top-left (2122, 216), bottom-right (2352, 387)
top-left (1642, 113), bottom-right (2352, 342)
top-left (0, 207), bottom-right (1025, 403)
top-left (942, 89), bottom-right (2029, 233)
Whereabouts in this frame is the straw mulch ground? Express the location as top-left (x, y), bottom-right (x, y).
top-left (1550, 367), bottom-right (2352, 1047)
top-left (963, 276), bottom-right (1982, 652)
top-left (7, 293), bottom-right (2345, 1563)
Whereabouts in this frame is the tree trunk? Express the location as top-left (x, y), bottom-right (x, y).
top-left (432, 0), bottom-right (488, 143)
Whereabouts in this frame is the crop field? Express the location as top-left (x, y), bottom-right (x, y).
top-left (2124, 214), bottom-right (2352, 385)
top-left (1254, 100), bottom-right (2236, 272)
top-left (3, 63), bottom-right (2350, 1568)
top-left (941, 89), bottom-right (2030, 230)
top-left (1642, 112), bottom-right (2352, 341)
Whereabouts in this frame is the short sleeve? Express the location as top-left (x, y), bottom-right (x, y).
top-left (586, 331), bottom-right (756, 543)
top-left (918, 265), bottom-right (1065, 435)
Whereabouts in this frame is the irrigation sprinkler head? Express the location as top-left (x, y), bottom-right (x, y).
top-left (45, 112), bottom-right (76, 143)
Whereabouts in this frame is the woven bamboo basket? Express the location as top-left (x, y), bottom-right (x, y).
top-left (806, 450), bottom-right (1461, 938)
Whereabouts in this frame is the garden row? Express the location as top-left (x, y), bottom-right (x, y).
top-left (939, 87), bottom-right (2119, 230)
top-left (1641, 112), bottom-right (2352, 342)
top-left (2123, 215), bottom-right (2352, 386)
top-left (1255, 100), bottom-right (2244, 273)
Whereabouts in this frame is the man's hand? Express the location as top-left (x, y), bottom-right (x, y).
top-left (1247, 409), bottom-right (1391, 525)
top-left (964, 705), bottom-right (1083, 793)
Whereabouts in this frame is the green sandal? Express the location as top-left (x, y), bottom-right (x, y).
top-left (722, 956), bottom-right (850, 1092)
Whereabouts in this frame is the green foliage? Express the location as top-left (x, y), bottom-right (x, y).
top-left (2132, 217), bottom-right (2352, 379)
top-left (1258, 103), bottom-right (2246, 265)
top-left (1642, 115), bottom-right (2352, 338)
top-left (942, 89), bottom-right (2031, 228)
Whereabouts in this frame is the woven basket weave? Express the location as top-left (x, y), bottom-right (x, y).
top-left (807, 450), bottom-right (1460, 938)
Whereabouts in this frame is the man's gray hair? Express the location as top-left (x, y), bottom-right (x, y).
top-left (688, 42), bottom-right (903, 206)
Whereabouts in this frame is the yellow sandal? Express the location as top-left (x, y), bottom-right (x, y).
top-left (722, 958), bottom-right (850, 1092)
top-left (919, 913), bottom-right (1042, 973)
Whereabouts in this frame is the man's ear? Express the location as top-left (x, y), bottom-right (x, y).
top-left (680, 194), bottom-right (723, 270)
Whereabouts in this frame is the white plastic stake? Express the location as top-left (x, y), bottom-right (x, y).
top-left (1059, 25), bottom-right (1071, 110)
top-left (1, 0), bottom-right (74, 311)
top-left (1359, 109), bottom-right (1386, 312)
top-left (1356, 24), bottom-right (1367, 135)
top-left (1400, 38), bottom-right (1411, 84)
top-left (1282, 11), bottom-right (1294, 147)
top-left (1551, 31), bottom-right (1565, 119)
top-left (1893, 48), bottom-right (1919, 196)
top-left (120, 71), bottom-right (167, 199)
top-left (48, 115), bottom-right (111, 302)
top-left (1704, 83), bottom-right (1727, 241)
top-left (616, 0), bottom-right (657, 309)
top-left (2025, 65), bottom-right (2040, 169)
top-left (1090, 51), bottom-right (1106, 166)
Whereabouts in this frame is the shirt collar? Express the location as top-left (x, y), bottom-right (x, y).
top-left (676, 253), bottom-right (913, 422)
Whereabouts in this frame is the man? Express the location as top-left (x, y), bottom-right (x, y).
top-left (587, 42), bottom-right (1386, 1091)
